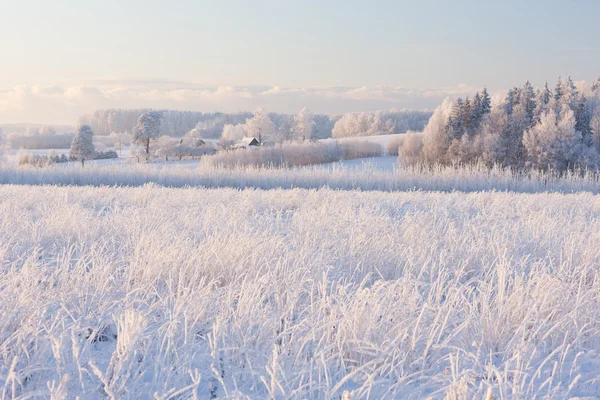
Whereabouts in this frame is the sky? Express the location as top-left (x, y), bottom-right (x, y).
top-left (1, 0), bottom-right (599, 125)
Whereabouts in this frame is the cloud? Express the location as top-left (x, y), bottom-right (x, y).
top-left (0, 80), bottom-right (480, 125)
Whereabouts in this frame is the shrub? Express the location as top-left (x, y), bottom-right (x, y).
top-left (18, 150), bottom-right (118, 167)
top-left (203, 139), bottom-right (382, 168)
top-left (386, 135), bottom-right (406, 156)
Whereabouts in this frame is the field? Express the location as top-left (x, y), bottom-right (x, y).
top-left (1, 183), bottom-right (600, 398)
top-left (3, 136), bottom-right (600, 398)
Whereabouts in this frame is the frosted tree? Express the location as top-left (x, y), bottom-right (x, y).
top-left (398, 131), bottom-right (424, 166)
top-left (470, 92), bottom-right (483, 128)
top-left (39, 125), bottom-right (57, 135)
top-left (70, 125), bottom-right (96, 166)
top-left (155, 136), bottom-right (178, 161)
top-left (553, 76), bottom-right (564, 105)
top-left (463, 97), bottom-right (473, 134)
top-left (292, 108), bottom-right (315, 141)
top-left (504, 87), bottom-right (518, 115)
top-left (133, 111), bottom-right (161, 159)
top-left (221, 123), bottom-right (247, 144)
top-left (476, 108), bottom-right (508, 166)
top-left (593, 77), bottom-right (600, 93)
top-left (422, 98), bottom-right (454, 163)
top-left (245, 108), bottom-right (274, 145)
top-left (274, 115), bottom-right (294, 143)
top-left (480, 87), bottom-right (491, 115)
top-left (502, 105), bottom-right (529, 167)
top-left (448, 98), bottom-right (466, 137)
top-left (520, 81), bottom-right (536, 123)
top-left (575, 95), bottom-right (592, 139)
top-left (533, 82), bottom-right (551, 122)
top-left (523, 107), bottom-right (583, 171)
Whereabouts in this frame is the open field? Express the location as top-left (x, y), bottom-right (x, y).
top-left (1, 184), bottom-right (600, 398)
top-left (2, 161), bottom-right (600, 194)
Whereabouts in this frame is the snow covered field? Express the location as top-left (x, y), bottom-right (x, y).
top-left (3, 161), bottom-right (600, 194)
top-left (3, 134), bottom-right (600, 398)
top-left (1, 184), bottom-right (600, 398)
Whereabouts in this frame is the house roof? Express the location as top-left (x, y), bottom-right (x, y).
top-left (239, 137), bottom-right (259, 146)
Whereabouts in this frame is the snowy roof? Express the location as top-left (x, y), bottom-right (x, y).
top-left (238, 137), bottom-right (260, 146)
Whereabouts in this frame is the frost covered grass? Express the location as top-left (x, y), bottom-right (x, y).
top-left (204, 140), bottom-right (382, 168)
top-left (3, 161), bottom-right (600, 194)
top-left (1, 185), bottom-right (600, 398)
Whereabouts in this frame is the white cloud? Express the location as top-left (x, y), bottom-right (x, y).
top-left (0, 79), bottom-right (481, 125)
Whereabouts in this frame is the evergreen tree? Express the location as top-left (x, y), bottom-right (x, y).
top-left (554, 76), bottom-right (564, 103)
top-left (512, 86), bottom-right (522, 108)
top-left (449, 98), bottom-right (465, 137)
top-left (575, 94), bottom-right (592, 139)
top-left (533, 82), bottom-right (551, 122)
top-left (520, 81), bottom-right (536, 124)
top-left (563, 75), bottom-right (579, 111)
top-left (480, 87), bottom-right (491, 115)
top-left (592, 77), bottom-right (600, 93)
top-left (463, 96), bottom-right (473, 133)
top-left (504, 87), bottom-right (522, 115)
top-left (471, 92), bottom-right (483, 128)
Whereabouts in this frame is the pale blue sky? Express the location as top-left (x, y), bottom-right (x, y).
top-left (1, 0), bottom-right (599, 123)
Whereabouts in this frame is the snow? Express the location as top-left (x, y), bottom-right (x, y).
top-left (1, 184), bottom-right (600, 398)
top-left (312, 155), bottom-right (399, 171)
top-left (320, 133), bottom-right (405, 147)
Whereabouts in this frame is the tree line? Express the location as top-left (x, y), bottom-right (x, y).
top-left (78, 108), bottom-right (431, 141)
top-left (404, 77), bottom-right (600, 172)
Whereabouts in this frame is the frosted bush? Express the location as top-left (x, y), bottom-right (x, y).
top-left (386, 135), bottom-right (405, 155)
top-left (204, 139), bottom-right (382, 168)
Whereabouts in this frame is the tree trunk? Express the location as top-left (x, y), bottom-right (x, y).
top-left (81, 159), bottom-right (85, 167)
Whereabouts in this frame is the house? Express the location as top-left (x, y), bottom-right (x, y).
top-left (233, 137), bottom-right (260, 149)
top-left (179, 138), bottom-right (206, 147)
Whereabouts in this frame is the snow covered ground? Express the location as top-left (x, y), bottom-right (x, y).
top-left (1, 184), bottom-right (600, 398)
top-left (309, 155), bottom-right (398, 172)
top-left (3, 134), bottom-right (600, 397)
top-left (3, 160), bottom-right (600, 194)
top-left (4, 134), bottom-right (404, 169)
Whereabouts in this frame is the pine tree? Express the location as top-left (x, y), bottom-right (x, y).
top-left (480, 87), bottom-right (491, 115)
top-left (471, 92), bottom-right (483, 129)
top-left (533, 82), bottom-right (551, 122)
top-left (504, 88), bottom-right (517, 114)
top-left (575, 94), bottom-right (592, 139)
top-left (563, 75), bottom-right (579, 111)
top-left (540, 82), bottom-right (551, 106)
top-left (512, 86), bottom-right (522, 109)
top-left (449, 98), bottom-right (465, 138)
top-left (592, 77), bottom-right (600, 93)
top-left (463, 96), bottom-right (473, 133)
top-left (70, 125), bottom-right (96, 167)
top-left (554, 76), bottom-right (564, 103)
top-left (520, 81), bottom-right (536, 124)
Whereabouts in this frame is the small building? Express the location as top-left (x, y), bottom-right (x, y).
top-left (179, 138), bottom-right (206, 147)
top-left (234, 137), bottom-right (260, 149)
